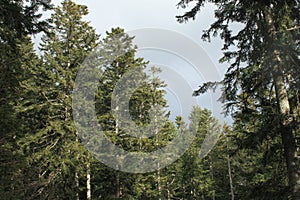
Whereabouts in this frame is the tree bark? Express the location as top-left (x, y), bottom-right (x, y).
top-left (264, 8), bottom-right (300, 199)
top-left (86, 162), bottom-right (91, 200)
top-left (209, 155), bottom-right (216, 200)
top-left (115, 104), bottom-right (121, 199)
top-left (75, 171), bottom-right (79, 200)
top-left (273, 64), bottom-right (300, 199)
top-left (75, 128), bottom-right (80, 200)
top-left (156, 121), bottom-right (162, 200)
top-left (226, 137), bottom-right (234, 200)
top-left (116, 171), bottom-right (120, 198)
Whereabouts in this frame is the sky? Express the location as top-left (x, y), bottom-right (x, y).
top-left (35, 0), bottom-right (231, 124)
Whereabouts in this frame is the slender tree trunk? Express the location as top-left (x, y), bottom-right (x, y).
top-left (191, 178), bottom-right (194, 198)
top-left (156, 123), bottom-right (162, 200)
top-left (116, 172), bottom-right (120, 199)
top-left (166, 180), bottom-right (171, 200)
top-left (75, 171), bottom-right (79, 200)
top-left (226, 137), bottom-right (234, 200)
top-left (75, 137), bottom-right (79, 200)
top-left (73, 111), bottom-right (80, 200)
top-left (86, 162), bottom-right (91, 200)
top-left (157, 168), bottom-right (162, 200)
top-left (115, 105), bottom-right (121, 199)
top-left (155, 111), bottom-right (162, 200)
top-left (209, 155), bottom-right (215, 200)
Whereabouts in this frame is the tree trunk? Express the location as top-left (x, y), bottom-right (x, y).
top-left (157, 168), bottom-right (162, 200)
top-left (115, 104), bottom-right (121, 199)
top-left (116, 171), bottom-right (121, 199)
top-left (75, 171), bottom-right (79, 200)
top-left (264, 8), bottom-right (300, 199)
top-left (156, 123), bottom-right (162, 200)
top-left (152, 102), bottom-right (162, 200)
top-left (86, 162), bottom-right (91, 200)
top-left (209, 155), bottom-right (215, 200)
top-left (226, 137), bottom-right (234, 200)
top-left (156, 127), bottom-right (162, 200)
top-left (167, 182), bottom-right (170, 200)
top-left (273, 64), bottom-right (300, 199)
top-left (75, 131), bottom-right (80, 200)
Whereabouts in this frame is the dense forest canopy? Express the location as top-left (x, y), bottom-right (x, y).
top-left (0, 0), bottom-right (299, 199)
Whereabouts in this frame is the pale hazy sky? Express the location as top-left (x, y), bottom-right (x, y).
top-left (37, 0), bottom-right (230, 124)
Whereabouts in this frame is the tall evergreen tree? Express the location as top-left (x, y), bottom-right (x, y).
top-left (18, 1), bottom-right (99, 198)
top-left (0, 0), bottom-right (52, 198)
top-left (152, 107), bottom-right (224, 200)
top-left (91, 27), bottom-right (148, 198)
top-left (177, 1), bottom-right (300, 198)
top-left (0, 36), bottom-right (41, 199)
top-left (92, 28), bottom-right (178, 199)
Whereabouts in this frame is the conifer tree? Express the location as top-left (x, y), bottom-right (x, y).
top-left (92, 28), bottom-right (178, 199)
top-left (0, 0), bottom-right (52, 198)
top-left (18, 1), bottom-right (99, 198)
top-left (177, 1), bottom-right (300, 198)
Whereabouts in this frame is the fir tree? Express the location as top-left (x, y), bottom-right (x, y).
top-left (18, 1), bottom-right (99, 198)
top-left (177, 1), bottom-right (300, 198)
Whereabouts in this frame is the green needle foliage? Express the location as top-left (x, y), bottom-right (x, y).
top-left (17, 1), bottom-right (99, 199)
top-left (0, 0), bottom-right (52, 198)
top-left (2, 0), bottom-right (287, 199)
top-left (177, 1), bottom-right (300, 199)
